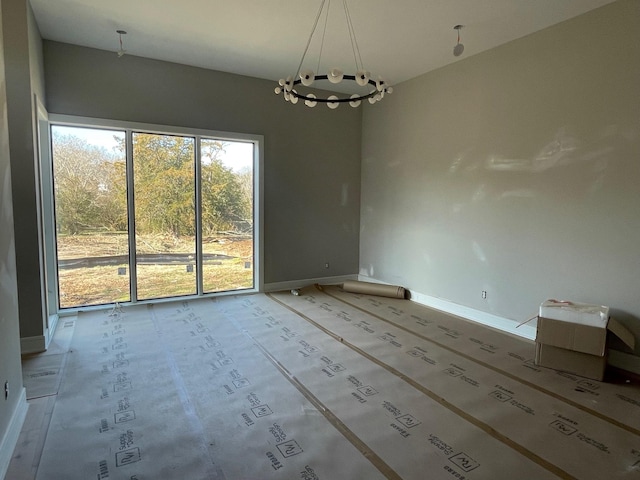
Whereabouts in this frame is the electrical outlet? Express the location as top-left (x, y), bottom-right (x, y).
top-left (324, 262), bottom-right (330, 269)
top-left (482, 290), bottom-right (487, 299)
top-left (4, 381), bottom-right (8, 400)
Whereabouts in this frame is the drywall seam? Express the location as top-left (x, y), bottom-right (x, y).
top-left (0, 387), bottom-right (27, 480)
top-left (20, 335), bottom-right (45, 355)
top-left (358, 275), bottom-right (537, 341)
top-left (264, 274), bottom-right (358, 293)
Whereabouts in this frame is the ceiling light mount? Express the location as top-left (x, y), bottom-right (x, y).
top-left (275, 0), bottom-right (392, 109)
top-left (453, 25), bottom-right (464, 57)
top-left (116, 29), bottom-right (127, 57)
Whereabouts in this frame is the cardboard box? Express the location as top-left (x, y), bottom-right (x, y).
top-left (535, 300), bottom-right (635, 380)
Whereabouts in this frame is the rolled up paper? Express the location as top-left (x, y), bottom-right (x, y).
top-left (342, 280), bottom-right (406, 299)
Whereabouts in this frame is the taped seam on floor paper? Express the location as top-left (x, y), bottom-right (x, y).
top-left (36, 301), bottom-right (388, 480)
top-left (241, 330), bottom-right (403, 480)
top-left (148, 304), bottom-right (227, 479)
top-left (319, 284), bottom-right (640, 436)
top-left (264, 287), bottom-right (640, 478)
top-left (34, 292), bottom-right (640, 480)
top-left (226, 296), bottom-right (563, 479)
top-left (266, 293), bottom-right (572, 479)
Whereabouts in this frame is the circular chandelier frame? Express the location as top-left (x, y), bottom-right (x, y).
top-left (275, 0), bottom-right (393, 109)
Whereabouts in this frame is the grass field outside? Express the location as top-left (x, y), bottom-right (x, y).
top-left (57, 233), bottom-right (253, 308)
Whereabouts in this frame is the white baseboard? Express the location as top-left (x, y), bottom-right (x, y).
top-left (409, 290), bottom-right (537, 341)
top-left (0, 387), bottom-right (28, 480)
top-left (264, 274), bottom-right (358, 293)
top-left (355, 277), bottom-right (640, 375)
top-left (45, 314), bottom-right (59, 349)
top-left (20, 335), bottom-right (46, 355)
top-left (19, 314), bottom-right (59, 355)
top-left (357, 275), bottom-right (537, 341)
top-left (355, 275), bottom-right (390, 285)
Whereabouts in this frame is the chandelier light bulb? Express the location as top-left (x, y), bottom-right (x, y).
top-left (327, 95), bottom-right (339, 109)
top-left (349, 94), bottom-right (362, 108)
top-left (304, 93), bottom-right (318, 107)
top-left (284, 76), bottom-right (294, 92)
top-left (328, 68), bottom-right (344, 84)
top-left (355, 69), bottom-right (370, 86)
top-left (300, 69), bottom-right (315, 86)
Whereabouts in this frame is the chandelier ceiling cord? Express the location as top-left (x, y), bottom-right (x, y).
top-left (275, 0), bottom-right (393, 108)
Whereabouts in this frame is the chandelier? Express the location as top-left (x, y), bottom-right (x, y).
top-left (274, 0), bottom-right (393, 109)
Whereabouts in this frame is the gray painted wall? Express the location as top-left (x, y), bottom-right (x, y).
top-left (43, 41), bottom-right (362, 287)
top-left (2, 0), bottom-right (47, 341)
top-left (27, 1), bottom-right (44, 101)
top-left (0, 0), bottom-right (24, 458)
top-left (360, 0), bottom-right (640, 353)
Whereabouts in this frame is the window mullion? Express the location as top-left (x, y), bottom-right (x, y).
top-left (126, 129), bottom-right (138, 303)
top-left (195, 136), bottom-right (203, 296)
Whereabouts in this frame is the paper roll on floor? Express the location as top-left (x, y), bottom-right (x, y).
top-left (342, 280), bottom-right (406, 299)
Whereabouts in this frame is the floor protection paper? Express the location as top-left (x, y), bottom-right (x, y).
top-left (34, 288), bottom-right (640, 479)
top-left (35, 300), bottom-right (386, 479)
top-left (22, 317), bottom-right (76, 400)
top-left (318, 285), bottom-right (640, 433)
top-left (218, 296), bottom-right (559, 479)
top-left (264, 285), bottom-right (640, 479)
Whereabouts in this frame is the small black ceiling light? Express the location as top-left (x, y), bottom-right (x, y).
top-left (453, 25), bottom-right (464, 57)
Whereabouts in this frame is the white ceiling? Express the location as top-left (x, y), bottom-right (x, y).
top-left (30, 0), bottom-right (616, 89)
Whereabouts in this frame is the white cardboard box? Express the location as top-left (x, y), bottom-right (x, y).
top-left (535, 300), bottom-right (635, 380)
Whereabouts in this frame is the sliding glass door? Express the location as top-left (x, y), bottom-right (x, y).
top-left (201, 138), bottom-right (254, 293)
top-left (133, 133), bottom-right (197, 300)
top-left (52, 125), bottom-right (130, 308)
top-left (49, 121), bottom-right (258, 309)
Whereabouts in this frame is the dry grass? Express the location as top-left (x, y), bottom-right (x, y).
top-left (57, 232), bottom-right (252, 258)
top-left (57, 233), bottom-right (253, 308)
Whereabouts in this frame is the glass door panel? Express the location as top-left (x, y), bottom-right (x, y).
top-left (51, 125), bottom-right (129, 308)
top-left (201, 139), bottom-right (254, 293)
top-left (49, 121), bottom-right (258, 309)
top-left (132, 132), bottom-right (196, 299)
